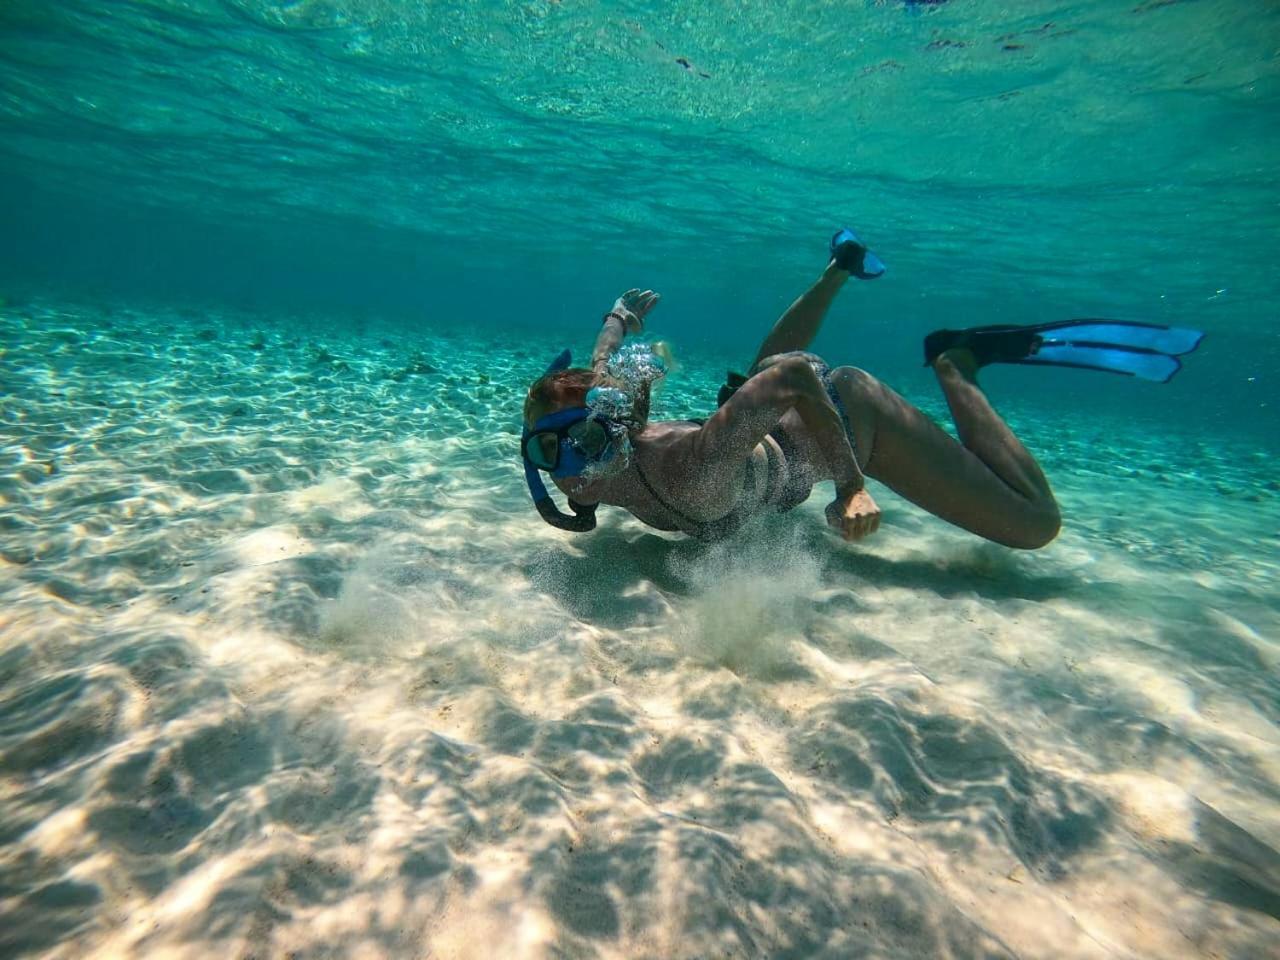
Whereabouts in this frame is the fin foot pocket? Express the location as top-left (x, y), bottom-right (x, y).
top-left (830, 227), bottom-right (885, 279)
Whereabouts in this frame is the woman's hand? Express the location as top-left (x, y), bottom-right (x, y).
top-left (825, 488), bottom-right (881, 541)
top-left (610, 288), bottom-right (661, 333)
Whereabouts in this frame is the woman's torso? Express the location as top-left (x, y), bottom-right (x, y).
top-left (564, 415), bottom-right (825, 538)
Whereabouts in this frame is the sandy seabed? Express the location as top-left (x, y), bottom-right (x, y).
top-left (1, 300), bottom-right (1278, 959)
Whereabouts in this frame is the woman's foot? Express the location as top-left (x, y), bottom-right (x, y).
top-left (933, 346), bottom-right (980, 382)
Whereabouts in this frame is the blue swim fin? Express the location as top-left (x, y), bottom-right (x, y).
top-left (831, 228), bottom-right (886, 279)
top-left (923, 319), bottom-right (1205, 383)
top-left (543, 348), bottom-right (573, 374)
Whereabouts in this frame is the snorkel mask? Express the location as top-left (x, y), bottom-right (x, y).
top-left (521, 350), bottom-right (615, 532)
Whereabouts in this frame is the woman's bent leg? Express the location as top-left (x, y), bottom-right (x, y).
top-left (751, 263), bottom-right (849, 368)
top-left (830, 354), bottom-right (1061, 549)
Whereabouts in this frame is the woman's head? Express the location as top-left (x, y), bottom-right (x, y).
top-left (523, 367), bottom-right (596, 429)
top-left (521, 367), bottom-right (629, 484)
top-left (523, 366), bottom-right (652, 431)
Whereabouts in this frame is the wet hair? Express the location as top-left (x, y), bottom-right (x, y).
top-left (523, 367), bottom-right (594, 428)
top-left (523, 366), bottom-right (651, 430)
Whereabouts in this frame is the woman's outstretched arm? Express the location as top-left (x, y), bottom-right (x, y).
top-left (591, 288), bottom-right (660, 375)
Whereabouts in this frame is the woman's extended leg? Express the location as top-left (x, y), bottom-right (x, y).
top-left (751, 263), bottom-right (849, 368)
top-left (831, 351), bottom-right (1060, 549)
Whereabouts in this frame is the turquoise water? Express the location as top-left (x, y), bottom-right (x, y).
top-left (2, 2), bottom-right (1279, 958)
top-left (3, 0), bottom-right (1278, 423)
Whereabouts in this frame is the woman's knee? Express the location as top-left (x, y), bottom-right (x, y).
top-left (772, 354), bottom-right (827, 398)
top-left (1008, 503), bottom-right (1061, 550)
top-left (830, 366), bottom-right (882, 404)
top-left (1033, 504), bottom-right (1062, 548)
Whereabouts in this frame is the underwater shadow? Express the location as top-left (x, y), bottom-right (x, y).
top-left (528, 516), bottom-right (1096, 625)
top-left (825, 546), bottom-right (1089, 604)
top-left (521, 526), bottom-right (696, 630)
top-left (1159, 614), bottom-right (1280, 730)
top-left (1163, 801), bottom-right (1280, 922)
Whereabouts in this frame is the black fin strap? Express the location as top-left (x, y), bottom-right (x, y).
top-left (717, 370), bottom-right (748, 407)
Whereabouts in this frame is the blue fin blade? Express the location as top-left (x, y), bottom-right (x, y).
top-left (1023, 344), bottom-right (1183, 382)
top-left (831, 227), bottom-right (886, 279)
top-left (1043, 320), bottom-right (1205, 356)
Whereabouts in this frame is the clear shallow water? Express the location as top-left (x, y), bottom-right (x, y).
top-left (1, 300), bottom-right (1278, 958)
top-left (1, 2), bottom-right (1279, 958)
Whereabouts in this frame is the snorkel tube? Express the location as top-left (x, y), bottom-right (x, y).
top-left (522, 349), bottom-right (599, 532)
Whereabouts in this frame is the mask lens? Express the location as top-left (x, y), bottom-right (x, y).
top-left (528, 432), bottom-right (560, 471)
top-left (568, 419), bottom-right (610, 458)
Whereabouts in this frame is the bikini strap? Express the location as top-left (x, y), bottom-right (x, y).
top-left (632, 446), bottom-right (764, 542)
top-left (632, 452), bottom-right (706, 533)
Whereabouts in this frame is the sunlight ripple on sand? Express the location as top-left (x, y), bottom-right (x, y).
top-left (1, 301), bottom-right (1278, 959)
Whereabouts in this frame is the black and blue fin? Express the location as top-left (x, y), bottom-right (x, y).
top-left (923, 319), bottom-right (1205, 384)
top-left (830, 227), bottom-right (886, 280)
top-left (717, 370), bottom-right (749, 407)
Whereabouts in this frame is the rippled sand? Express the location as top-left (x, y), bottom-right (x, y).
top-left (1, 300), bottom-right (1277, 959)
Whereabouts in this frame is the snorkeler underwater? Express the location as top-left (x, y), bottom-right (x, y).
top-left (1, 2), bottom-right (1277, 958)
top-left (520, 230), bottom-right (1207, 548)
